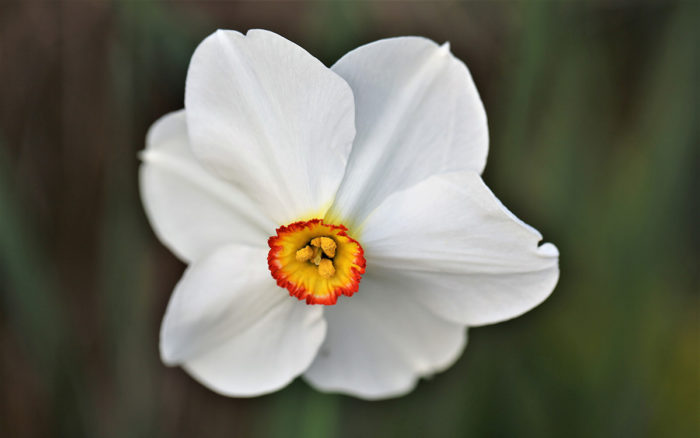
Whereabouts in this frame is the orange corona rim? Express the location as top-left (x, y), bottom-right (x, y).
top-left (268, 219), bottom-right (366, 305)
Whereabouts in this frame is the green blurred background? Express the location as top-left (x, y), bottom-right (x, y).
top-left (1, 1), bottom-right (697, 437)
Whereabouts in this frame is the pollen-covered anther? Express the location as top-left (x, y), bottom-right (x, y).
top-left (311, 237), bottom-right (337, 258)
top-left (317, 259), bottom-right (336, 279)
top-left (295, 245), bottom-right (314, 262)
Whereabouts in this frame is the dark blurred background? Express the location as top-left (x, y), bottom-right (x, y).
top-left (1, 1), bottom-right (698, 437)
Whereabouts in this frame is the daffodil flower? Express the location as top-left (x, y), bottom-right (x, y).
top-left (140, 29), bottom-right (559, 400)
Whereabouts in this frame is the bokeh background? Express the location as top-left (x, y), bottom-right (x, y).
top-left (1, 1), bottom-right (697, 437)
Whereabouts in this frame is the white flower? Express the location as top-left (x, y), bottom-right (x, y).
top-left (139, 29), bottom-right (559, 400)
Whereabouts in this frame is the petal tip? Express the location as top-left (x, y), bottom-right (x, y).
top-left (538, 242), bottom-right (559, 258)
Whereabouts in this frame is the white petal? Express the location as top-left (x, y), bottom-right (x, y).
top-left (185, 29), bottom-right (356, 224)
top-left (304, 275), bottom-right (466, 400)
top-left (139, 110), bottom-right (275, 263)
top-left (328, 37), bottom-right (488, 225)
top-left (160, 245), bottom-right (326, 397)
top-left (360, 171), bottom-right (559, 326)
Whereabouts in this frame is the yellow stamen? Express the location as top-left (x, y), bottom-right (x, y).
top-left (317, 259), bottom-right (336, 278)
top-left (297, 236), bottom-right (340, 277)
top-left (311, 237), bottom-right (337, 258)
top-left (295, 245), bottom-right (313, 262)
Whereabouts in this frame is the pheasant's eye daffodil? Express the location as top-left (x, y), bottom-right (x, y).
top-left (139, 29), bottom-right (559, 400)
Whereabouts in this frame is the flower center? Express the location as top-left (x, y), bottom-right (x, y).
top-left (295, 236), bottom-right (338, 278)
top-left (268, 219), bottom-right (366, 305)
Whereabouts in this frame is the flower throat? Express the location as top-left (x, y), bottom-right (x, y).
top-left (267, 219), bottom-right (366, 305)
